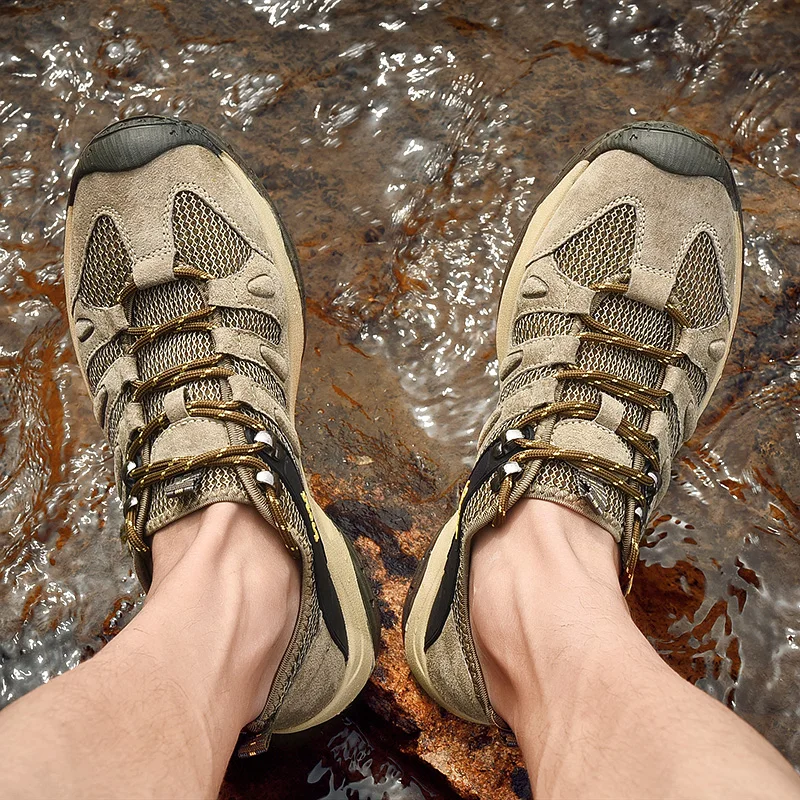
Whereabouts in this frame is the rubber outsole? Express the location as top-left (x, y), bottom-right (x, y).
top-left (68, 115), bottom-right (306, 320)
top-left (574, 121), bottom-right (739, 210)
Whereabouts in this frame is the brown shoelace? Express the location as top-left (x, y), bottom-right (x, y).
top-left (492, 281), bottom-right (689, 584)
top-left (117, 265), bottom-right (290, 553)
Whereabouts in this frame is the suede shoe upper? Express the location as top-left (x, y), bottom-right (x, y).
top-left (65, 116), bottom-right (378, 755)
top-left (403, 122), bottom-right (743, 728)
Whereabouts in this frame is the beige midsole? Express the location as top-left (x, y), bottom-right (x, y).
top-left (402, 513), bottom-right (482, 719)
top-left (276, 499), bottom-right (376, 734)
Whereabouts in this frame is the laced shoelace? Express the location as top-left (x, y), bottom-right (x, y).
top-left (492, 281), bottom-right (689, 582)
top-left (117, 264), bottom-right (291, 554)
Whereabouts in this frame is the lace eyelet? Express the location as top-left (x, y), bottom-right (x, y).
top-left (491, 460), bottom-right (523, 491)
top-left (634, 502), bottom-right (651, 525)
top-left (250, 429), bottom-right (282, 461)
top-left (492, 429), bottom-right (525, 459)
top-left (254, 430), bottom-right (274, 451)
top-left (123, 455), bottom-right (142, 489)
top-left (256, 469), bottom-right (276, 487)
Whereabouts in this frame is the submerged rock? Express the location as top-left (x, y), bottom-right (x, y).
top-left (0, 1), bottom-right (798, 797)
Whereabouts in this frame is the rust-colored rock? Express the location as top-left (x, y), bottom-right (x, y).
top-left (1, 1), bottom-right (798, 798)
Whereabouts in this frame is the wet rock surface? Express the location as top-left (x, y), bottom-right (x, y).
top-left (1, 1), bottom-right (798, 797)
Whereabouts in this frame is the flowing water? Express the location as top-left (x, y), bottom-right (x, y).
top-left (0, 1), bottom-right (798, 797)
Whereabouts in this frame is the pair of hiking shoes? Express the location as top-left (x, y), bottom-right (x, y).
top-left (64, 116), bottom-right (742, 753)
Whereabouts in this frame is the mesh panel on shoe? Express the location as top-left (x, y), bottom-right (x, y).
top-left (500, 365), bottom-right (560, 403)
top-left (552, 203), bottom-right (637, 286)
top-left (219, 307), bottom-right (281, 345)
top-left (136, 331), bottom-right (214, 381)
top-left (185, 379), bottom-right (224, 404)
top-left (129, 281), bottom-right (212, 397)
top-left (86, 336), bottom-right (125, 393)
top-left (172, 191), bottom-right (251, 277)
top-left (670, 232), bottom-right (726, 328)
top-left (199, 465), bottom-right (243, 498)
top-left (460, 480), bottom-right (496, 536)
top-left (559, 379), bottom-right (600, 406)
top-left (79, 215), bottom-right (133, 308)
top-left (131, 279), bottom-right (204, 326)
top-left (534, 459), bottom-right (625, 523)
top-left (512, 312), bottom-right (575, 346)
top-left (581, 341), bottom-right (663, 393)
top-left (142, 392), bottom-right (163, 424)
top-left (560, 336), bottom-right (662, 440)
top-left (592, 294), bottom-right (674, 349)
top-left (106, 387), bottom-right (134, 446)
top-left (228, 356), bottom-right (288, 408)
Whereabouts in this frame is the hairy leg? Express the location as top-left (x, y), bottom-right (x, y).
top-left (470, 499), bottom-right (800, 800)
top-left (0, 503), bottom-right (299, 800)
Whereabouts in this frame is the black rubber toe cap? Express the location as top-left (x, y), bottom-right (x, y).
top-left (68, 115), bottom-right (225, 205)
top-left (67, 114), bottom-right (306, 314)
top-left (586, 121), bottom-right (740, 212)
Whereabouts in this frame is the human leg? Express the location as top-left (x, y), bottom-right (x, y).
top-left (0, 503), bottom-right (298, 800)
top-left (470, 499), bottom-right (800, 799)
top-left (63, 115), bottom-right (378, 753)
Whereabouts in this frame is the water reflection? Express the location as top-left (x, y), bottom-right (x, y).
top-left (0, 0), bottom-right (798, 797)
top-left (308, 721), bottom-right (427, 800)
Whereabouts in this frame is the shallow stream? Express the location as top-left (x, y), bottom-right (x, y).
top-left (1, 2), bottom-right (798, 797)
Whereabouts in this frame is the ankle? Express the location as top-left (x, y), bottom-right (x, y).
top-left (145, 503), bottom-right (300, 726)
top-left (150, 503), bottom-right (265, 586)
top-left (469, 499), bottom-right (629, 728)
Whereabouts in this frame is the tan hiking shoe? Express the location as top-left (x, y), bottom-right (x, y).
top-left (64, 115), bottom-right (379, 754)
top-left (403, 122), bottom-right (742, 725)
